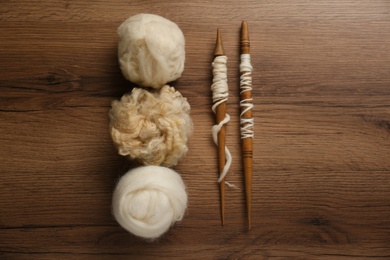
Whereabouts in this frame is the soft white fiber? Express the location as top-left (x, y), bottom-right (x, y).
top-left (112, 166), bottom-right (187, 239)
top-left (118, 13), bottom-right (185, 89)
top-left (239, 54), bottom-right (254, 139)
top-left (211, 55), bottom-right (232, 183)
top-left (109, 85), bottom-right (192, 167)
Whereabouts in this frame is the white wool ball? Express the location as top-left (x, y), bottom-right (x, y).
top-left (118, 13), bottom-right (185, 89)
top-left (112, 166), bottom-right (187, 239)
top-left (109, 85), bottom-right (193, 167)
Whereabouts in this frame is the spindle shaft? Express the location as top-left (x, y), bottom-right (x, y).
top-left (240, 21), bottom-right (253, 230)
top-left (214, 28), bottom-right (227, 226)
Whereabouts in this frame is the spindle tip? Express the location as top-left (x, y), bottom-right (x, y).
top-left (241, 21), bottom-right (250, 54)
top-left (214, 28), bottom-right (225, 56)
top-left (220, 180), bottom-right (225, 226)
top-left (241, 21), bottom-right (249, 37)
top-left (248, 214), bottom-right (251, 230)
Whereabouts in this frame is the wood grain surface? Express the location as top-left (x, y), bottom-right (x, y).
top-left (1, 0), bottom-right (389, 259)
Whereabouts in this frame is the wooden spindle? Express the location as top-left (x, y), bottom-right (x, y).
top-left (240, 20), bottom-right (253, 230)
top-left (214, 28), bottom-right (227, 226)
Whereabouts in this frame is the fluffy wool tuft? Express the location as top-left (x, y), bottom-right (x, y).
top-left (112, 166), bottom-right (187, 239)
top-left (117, 13), bottom-right (185, 89)
top-left (109, 85), bottom-right (192, 167)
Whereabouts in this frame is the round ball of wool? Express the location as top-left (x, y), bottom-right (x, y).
top-left (112, 166), bottom-right (187, 239)
top-left (109, 85), bottom-right (192, 167)
top-left (118, 13), bottom-right (185, 89)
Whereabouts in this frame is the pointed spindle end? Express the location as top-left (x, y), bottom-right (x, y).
top-left (220, 180), bottom-right (225, 226)
top-left (247, 193), bottom-right (252, 230)
top-left (241, 21), bottom-right (250, 54)
top-left (248, 215), bottom-right (251, 230)
top-left (214, 28), bottom-right (225, 56)
top-left (241, 21), bottom-right (249, 40)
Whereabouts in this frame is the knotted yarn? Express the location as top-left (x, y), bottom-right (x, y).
top-left (109, 85), bottom-right (192, 167)
top-left (112, 166), bottom-right (187, 239)
top-left (118, 13), bottom-right (185, 89)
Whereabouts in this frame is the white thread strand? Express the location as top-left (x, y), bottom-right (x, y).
top-left (211, 55), bottom-right (232, 184)
top-left (239, 54), bottom-right (254, 139)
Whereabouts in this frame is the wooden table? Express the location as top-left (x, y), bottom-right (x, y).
top-left (1, 0), bottom-right (389, 258)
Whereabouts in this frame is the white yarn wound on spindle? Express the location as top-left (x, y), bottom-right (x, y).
top-left (211, 55), bottom-right (232, 183)
top-left (118, 14), bottom-right (185, 89)
top-left (112, 166), bottom-right (187, 239)
top-left (239, 54), bottom-right (254, 139)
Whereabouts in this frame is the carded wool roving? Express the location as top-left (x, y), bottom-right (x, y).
top-left (118, 13), bottom-right (185, 89)
top-left (109, 85), bottom-right (193, 167)
top-left (112, 166), bottom-right (187, 239)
